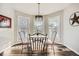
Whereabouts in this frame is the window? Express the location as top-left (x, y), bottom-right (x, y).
top-left (48, 15), bottom-right (61, 42)
top-left (33, 16), bottom-right (44, 34)
top-left (17, 16), bottom-right (30, 42)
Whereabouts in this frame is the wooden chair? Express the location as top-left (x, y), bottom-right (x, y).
top-left (50, 31), bottom-right (57, 56)
top-left (28, 33), bottom-right (48, 55)
top-left (18, 31), bottom-right (29, 54)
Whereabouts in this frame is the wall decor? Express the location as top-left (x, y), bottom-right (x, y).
top-left (0, 15), bottom-right (11, 28)
top-left (69, 11), bottom-right (79, 26)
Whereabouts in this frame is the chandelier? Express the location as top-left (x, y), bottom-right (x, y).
top-left (35, 3), bottom-right (43, 33)
top-left (35, 3), bottom-right (43, 18)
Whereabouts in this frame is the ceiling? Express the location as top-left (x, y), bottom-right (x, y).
top-left (11, 3), bottom-right (70, 15)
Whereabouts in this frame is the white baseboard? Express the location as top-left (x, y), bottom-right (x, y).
top-left (0, 46), bottom-right (11, 53)
top-left (64, 44), bottom-right (79, 55)
top-left (0, 42), bottom-right (13, 53)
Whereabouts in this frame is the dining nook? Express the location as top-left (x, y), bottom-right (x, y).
top-left (0, 3), bottom-right (79, 56)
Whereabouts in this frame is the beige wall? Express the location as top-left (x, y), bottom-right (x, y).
top-left (0, 4), bottom-right (14, 52)
top-left (63, 4), bottom-right (79, 54)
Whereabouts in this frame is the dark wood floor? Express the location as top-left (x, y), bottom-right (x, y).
top-left (0, 43), bottom-right (79, 56)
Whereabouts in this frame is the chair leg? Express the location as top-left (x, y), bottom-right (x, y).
top-left (52, 45), bottom-right (55, 56)
top-left (21, 45), bottom-right (23, 54)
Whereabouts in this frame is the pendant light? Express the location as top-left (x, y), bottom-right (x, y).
top-left (35, 3), bottom-right (43, 33)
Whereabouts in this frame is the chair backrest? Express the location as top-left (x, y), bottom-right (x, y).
top-left (18, 31), bottom-right (27, 43)
top-left (29, 33), bottom-right (48, 52)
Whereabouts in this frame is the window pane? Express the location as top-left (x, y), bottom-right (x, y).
top-left (48, 16), bottom-right (61, 42)
top-left (17, 16), bottom-right (30, 42)
top-left (33, 16), bottom-right (44, 33)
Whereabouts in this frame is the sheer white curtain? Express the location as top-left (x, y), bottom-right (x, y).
top-left (17, 16), bottom-right (30, 42)
top-left (48, 15), bottom-right (61, 43)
